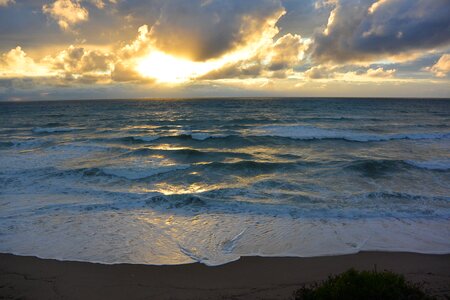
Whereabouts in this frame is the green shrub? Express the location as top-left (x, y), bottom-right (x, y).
top-left (293, 268), bottom-right (433, 300)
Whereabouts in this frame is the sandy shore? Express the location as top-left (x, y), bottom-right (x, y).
top-left (1, 252), bottom-right (449, 299)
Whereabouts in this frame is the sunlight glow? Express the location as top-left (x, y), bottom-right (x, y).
top-left (135, 33), bottom-right (273, 84)
top-left (136, 50), bottom-right (224, 83)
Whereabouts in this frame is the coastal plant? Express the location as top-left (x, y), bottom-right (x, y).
top-left (293, 268), bottom-right (434, 300)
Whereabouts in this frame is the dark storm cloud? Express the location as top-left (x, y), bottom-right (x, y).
top-left (311, 0), bottom-right (450, 63)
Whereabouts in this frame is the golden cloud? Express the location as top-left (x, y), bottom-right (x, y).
top-left (42, 0), bottom-right (89, 31)
top-left (0, 47), bottom-right (52, 77)
top-left (427, 54), bottom-right (450, 78)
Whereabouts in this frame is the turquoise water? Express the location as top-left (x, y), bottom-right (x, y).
top-left (0, 98), bottom-right (449, 265)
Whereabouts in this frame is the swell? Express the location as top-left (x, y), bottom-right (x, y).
top-left (122, 147), bottom-right (254, 162)
top-left (111, 133), bottom-right (232, 144)
top-left (35, 157), bottom-right (449, 184)
top-left (46, 160), bottom-right (302, 181)
top-left (345, 159), bottom-right (450, 176)
top-left (49, 165), bottom-right (189, 181)
top-left (112, 131), bottom-right (450, 147)
top-left (194, 160), bottom-right (308, 173)
top-left (16, 189), bottom-right (450, 220)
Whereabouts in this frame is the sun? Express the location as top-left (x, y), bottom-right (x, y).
top-left (136, 50), bottom-right (222, 83)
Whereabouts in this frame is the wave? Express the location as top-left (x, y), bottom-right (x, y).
top-left (48, 157), bottom-right (447, 185)
top-left (253, 125), bottom-right (450, 142)
top-left (104, 135), bottom-right (161, 144)
top-left (197, 160), bottom-right (300, 172)
top-left (123, 148), bottom-right (254, 163)
top-left (25, 189), bottom-right (450, 220)
top-left (344, 159), bottom-right (406, 177)
top-left (159, 131), bottom-right (231, 141)
top-left (127, 147), bottom-right (207, 157)
top-left (405, 159), bottom-right (450, 171)
top-left (130, 136), bottom-right (160, 142)
top-left (57, 164), bottom-right (190, 181)
top-left (189, 132), bottom-right (230, 141)
top-left (345, 158), bottom-right (450, 177)
top-left (28, 194), bottom-right (209, 216)
top-left (32, 127), bottom-right (82, 133)
top-left (114, 132), bottom-right (231, 144)
top-left (357, 191), bottom-right (450, 202)
top-left (101, 165), bottom-right (190, 180)
top-left (52, 160), bottom-right (295, 181)
top-left (145, 195), bottom-right (207, 208)
top-left (8, 138), bottom-right (54, 149)
top-left (88, 165), bottom-right (189, 180)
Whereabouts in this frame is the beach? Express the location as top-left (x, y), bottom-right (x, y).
top-left (1, 99), bottom-right (449, 298)
top-left (1, 251), bottom-right (449, 299)
top-left (1, 0), bottom-right (450, 297)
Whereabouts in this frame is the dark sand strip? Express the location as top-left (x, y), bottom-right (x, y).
top-left (1, 252), bottom-right (449, 299)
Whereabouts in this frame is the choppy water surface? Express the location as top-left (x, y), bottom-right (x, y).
top-left (0, 98), bottom-right (449, 265)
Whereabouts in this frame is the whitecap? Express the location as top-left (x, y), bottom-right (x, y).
top-left (184, 132), bottom-right (230, 141)
top-left (132, 136), bottom-right (160, 142)
top-left (253, 125), bottom-right (450, 142)
top-left (190, 133), bottom-right (211, 140)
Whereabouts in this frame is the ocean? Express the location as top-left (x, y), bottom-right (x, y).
top-left (0, 98), bottom-right (449, 266)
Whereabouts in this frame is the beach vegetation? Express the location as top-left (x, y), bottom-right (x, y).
top-left (293, 268), bottom-right (434, 300)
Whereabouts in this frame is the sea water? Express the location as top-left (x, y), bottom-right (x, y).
top-left (0, 98), bottom-right (449, 265)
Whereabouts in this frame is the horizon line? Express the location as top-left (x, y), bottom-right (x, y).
top-left (2, 96), bottom-right (450, 103)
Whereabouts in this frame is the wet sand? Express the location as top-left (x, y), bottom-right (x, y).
top-left (1, 252), bottom-right (449, 299)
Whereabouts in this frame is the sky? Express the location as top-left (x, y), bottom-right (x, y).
top-left (0, 0), bottom-right (449, 101)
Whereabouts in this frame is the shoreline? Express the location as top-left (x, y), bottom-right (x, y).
top-left (1, 252), bottom-right (449, 299)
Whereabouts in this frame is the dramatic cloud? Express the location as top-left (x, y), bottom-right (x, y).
top-left (0, 0), bottom-right (449, 100)
top-left (311, 0), bottom-right (450, 63)
top-left (0, 44), bottom-right (115, 87)
top-left (0, 47), bottom-right (50, 77)
top-left (199, 33), bottom-right (307, 80)
top-left (44, 45), bottom-right (113, 74)
top-left (42, 0), bottom-right (89, 30)
top-left (427, 54), bottom-right (450, 77)
top-left (268, 34), bottom-right (305, 71)
top-left (119, 25), bottom-right (152, 59)
top-left (148, 0), bottom-right (285, 61)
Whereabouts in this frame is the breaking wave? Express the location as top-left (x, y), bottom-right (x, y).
top-left (254, 125), bottom-right (450, 142)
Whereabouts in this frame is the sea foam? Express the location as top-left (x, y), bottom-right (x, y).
top-left (253, 125), bottom-right (450, 142)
